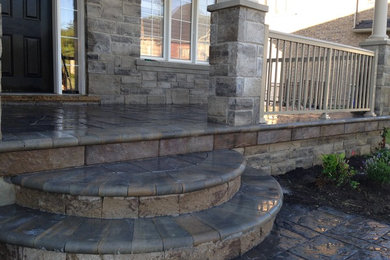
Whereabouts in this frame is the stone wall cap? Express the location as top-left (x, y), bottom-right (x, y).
top-left (207, 0), bottom-right (269, 12)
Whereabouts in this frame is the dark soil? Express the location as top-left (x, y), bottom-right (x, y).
top-left (276, 156), bottom-right (390, 223)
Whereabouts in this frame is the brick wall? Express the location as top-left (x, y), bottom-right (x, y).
top-left (85, 0), bottom-right (210, 104)
top-left (294, 5), bottom-right (390, 47)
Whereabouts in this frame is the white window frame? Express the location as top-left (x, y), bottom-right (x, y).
top-left (53, 0), bottom-right (86, 95)
top-left (141, 0), bottom-right (211, 64)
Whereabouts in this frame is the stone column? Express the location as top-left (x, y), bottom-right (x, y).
top-left (360, 0), bottom-right (390, 115)
top-left (207, 0), bottom-right (268, 126)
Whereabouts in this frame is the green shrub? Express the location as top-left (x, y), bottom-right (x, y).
top-left (364, 148), bottom-right (390, 184)
top-left (321, 153), bottom-right (358, 189)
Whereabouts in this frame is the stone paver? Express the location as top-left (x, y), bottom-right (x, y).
top-left (237, 203), bottom-right (390, 260)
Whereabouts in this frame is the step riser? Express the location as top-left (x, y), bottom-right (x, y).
top-left (0, 137), bottom-right (214, 176)
top-left (15, 176), bottom-right (241, 218)
top-left (0, 217), bottom-right (276, 260)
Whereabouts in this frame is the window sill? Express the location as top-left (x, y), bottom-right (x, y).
top-left (136, 59), bottom-right (209, 71)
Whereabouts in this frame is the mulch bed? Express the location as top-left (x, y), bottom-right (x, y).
top-left (276, 156), bottom-right (390, 223)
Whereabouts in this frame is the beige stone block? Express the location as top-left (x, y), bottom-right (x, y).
top-left (159, 135), bottom-right (213, 156)
top-left (0, 177), bottom-right (15, 206)
top-left (345, 122), bottom-right (366, 134)
top-left (214, 132), bottom-right (257, 149)
top-left (244, 144), bottom-right (269, 155)
top-left (240, 225), bottom-right (262, 254)
top-left (15, 187), bottom-right (40, 209)
top-left (21, 247), bottom-right (66, 260)
top-left (258, 129), bottom-right (291, 144)
top-left (292, 126), bottom-right (320, 140)
top-left (179, 183), bottom-right (228, 214)
top-left (320, 124), bottom-right (345, 136)
top-left (269, 141), bottom-right (300, 152)
top-left (39, 192), bottom-right (66, 214)
top-left (66, 196), bottom-right (102, 218)
top-left (139, 195), bottom-right (179, 217)
top-left (86, 140), bottom-right (159, 164)
top-left (102, 197), bottom-right (138, 219)
top-left (0, 147), bottom-right (85, 176)
top-left (226, 176), bottom-right (241, 200)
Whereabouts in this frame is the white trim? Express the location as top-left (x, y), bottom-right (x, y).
top-left (53, 0), bottom-right (62, 94)
top-left (53, 0), bottom-right (86, 95)
top-left (165, 0), bottom-right (171, 60)
top-left (78, 0), bottom-right (86, 95)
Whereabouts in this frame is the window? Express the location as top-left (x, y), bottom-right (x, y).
top-left (141, 0), bottom-right (215, 63)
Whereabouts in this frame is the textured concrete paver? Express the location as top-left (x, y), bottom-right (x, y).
top-left (237, 203), bottom-right (390, 260)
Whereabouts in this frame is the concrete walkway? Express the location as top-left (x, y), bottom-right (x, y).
top-left (237, 203), bottom-right (390, 260)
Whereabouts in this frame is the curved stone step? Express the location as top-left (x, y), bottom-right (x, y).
top-left (0, 170), bottom-right (282, 260)
top-left (8, 150), bottom-right (245, 218)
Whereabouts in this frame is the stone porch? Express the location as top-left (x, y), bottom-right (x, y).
top-left (0, 103), bottom-right (389, 259)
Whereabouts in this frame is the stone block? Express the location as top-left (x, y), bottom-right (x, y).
top-left (124, 94), bottom-right (147, 104)
top-left (172, 89), bottom-right (190, 104)
top-left (102, 197), bottom-right (138, 219)
top-left (214, 132), bottom-right (257, 149)
top-left (271, 160), bottom-right (296, 175)
top-left (86, 140), bottom-right (159, 164)
top-left (365, 121), bottom-right (379, 132)
top-left (158, 72), bottom-right (177, 82)
top-left (66, 196), bottom-right (102, 218)
top-left (344, 122), bottom-right (366, 134)
top-left (160, 135), bottom-right (214, 156)
top-left (0, 177), bottom-right (15, 206)
top-left (292, 126), bottom-right (320, 140)
top-left (179, 183), bottom-right (229, 214)
top-left (228, 110), bottom-right (256, 126)
top-left (88, 32), bottom-right (111, 54)
top-left (0, 147), bottom-right (85, 176)
top-left (258, 129), bottom-right (291, 144)
top-left (240, 225), bottom-right (262, 254)
top-left (244, 144), bottom-right (269, 156)
top-left (320, 124), bottom-right (345, 136)
top-left (245, 21), bottom-right (265, 44)
top-left (101, 0), bottom-right (123, 20)
top-left (142, 71), bottom-right (157, 81)
top-left (269, 141), bottom-right (300, 152)
top-left (147, 95), bottom-right (166, 104)
top-left (39, 192), bottom-right (66, 214)
top-left (139, 195), bottom-right (179, 217)
top-left (15, 187), bottom-right (40, 209)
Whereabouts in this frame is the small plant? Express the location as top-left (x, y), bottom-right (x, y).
top-left (321, 153), bottom-right (358, 189)
top-left (364, 148), bottom-right (390, 184)
top-left (380, 127), bottom-right (389, 149)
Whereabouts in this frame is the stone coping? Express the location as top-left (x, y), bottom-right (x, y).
top-left (0, 170), bottom-right (282, 255)
top-left (207, 0), bottom-right (269, 12)
top-left (0, 115), bottom-right (388, 153)
top-left (0, 95), bottom-right (101, 103)
top-left (136, 59), bottom-right (209, 71)
top-left (8, 150), bottom-right (245, 197)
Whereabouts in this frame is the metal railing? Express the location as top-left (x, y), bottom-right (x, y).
top-left (261, 30), bottom-right (377, 118)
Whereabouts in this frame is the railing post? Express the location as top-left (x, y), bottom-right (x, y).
top-left (321, 48), bottom-right (333, 120)
top-left (365, 51), bottom-right (378, 117)
top-left (259, 25), bottom-right (269, 124)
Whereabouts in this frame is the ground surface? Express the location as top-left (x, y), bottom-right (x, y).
top-left (278, 157), bottom-right (390, 223)
top-left (237, 158), bottom-right (390, 259)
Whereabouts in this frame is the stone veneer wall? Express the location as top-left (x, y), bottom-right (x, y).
top-left (85, 0), bottom-right (210, 104)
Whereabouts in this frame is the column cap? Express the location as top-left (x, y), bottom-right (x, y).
top-left (360, 38), bottom-right (390, 47)
top-left (208, 0), bottom-right (269, 12)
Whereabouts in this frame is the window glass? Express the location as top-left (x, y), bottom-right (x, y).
top-left (197, 0), bottom-right (214, 62)
top-left (141, 0), bottom-right (164, 57)
top-left (61, 0), bottom-right (79, 93)
top-left (171, 0), bottom-right (192, 60)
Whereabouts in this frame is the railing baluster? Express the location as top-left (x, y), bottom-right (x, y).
top-left (304, 45), bottom-right (312, 110)
top-left (297, 44), bottom-right (306, 110)
top-left (292, 43), bottom-right (299, 111)
top-left (279, 40), bottom-right (287, 112)
top-left (343, 52), bottom-right (351, 109)
top-left (273, 39), bottom-right (280, 112)
top-left (286, 41), bottom-right (293, 111)
top-left (362, 56), bottom-right (369, 108)
top-left (266, 38), bottom-right (273, 112)
top-left (355, 55), bottom-right (362, 109)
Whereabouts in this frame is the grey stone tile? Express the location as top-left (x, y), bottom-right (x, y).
top-left (132, 218), bottom-right (163, 253)
top-left (175, 215), bottom-right (220, 246)
top-left (153, 217), bottom-right (193, 250)
top-left (64, 218), bottom-right (110, 253)
top-left (97, 219), bottom-right (134, 254)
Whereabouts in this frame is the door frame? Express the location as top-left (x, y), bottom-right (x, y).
top-left (53, 0), bottom-right (86, 95)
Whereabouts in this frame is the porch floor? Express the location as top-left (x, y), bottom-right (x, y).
top-left (0, 103), bottom-right (381, 152)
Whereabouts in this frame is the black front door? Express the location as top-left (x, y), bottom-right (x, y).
top-left (1, 0), bottom-right (53, 93)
